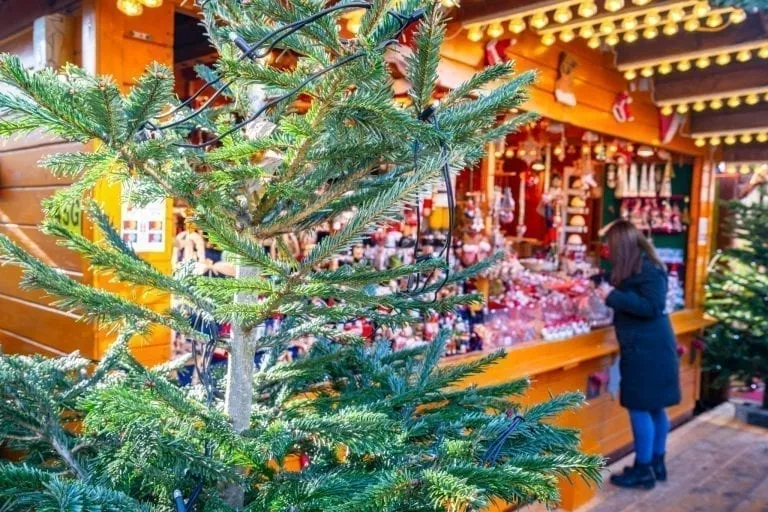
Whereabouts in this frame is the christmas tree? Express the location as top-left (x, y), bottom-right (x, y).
top-left (0, 1), bottom-right (600, 509)
top-left (705, 182), bottom-right (768, 409)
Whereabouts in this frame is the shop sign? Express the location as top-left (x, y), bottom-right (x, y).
top-left (120, 197), bottom-right (166, 253)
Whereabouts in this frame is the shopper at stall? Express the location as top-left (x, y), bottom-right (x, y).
top-left (596, 219), bottom-right (680, 490)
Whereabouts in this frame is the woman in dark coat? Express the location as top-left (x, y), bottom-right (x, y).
top-left (596, 219), bottom-right (680, 490)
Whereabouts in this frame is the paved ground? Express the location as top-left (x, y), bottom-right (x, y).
top-left (522, 402), bottom-right (768, 512)
top-left (581, 402), bottom-right (768, 512)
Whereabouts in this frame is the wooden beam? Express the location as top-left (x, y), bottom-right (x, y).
top-left (653, 60), bottom-right (768, 102)
top-left (722, 142), bottom-right (768, 162)
top-left (616, 15), bottom-right (768, 67)
top-left (690, 103), bottom-right (768, 133)
top-left (0, 0), bottom-right (80, 42)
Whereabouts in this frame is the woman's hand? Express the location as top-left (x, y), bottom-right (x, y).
top-left (595, 282), bottom-right (614, 301)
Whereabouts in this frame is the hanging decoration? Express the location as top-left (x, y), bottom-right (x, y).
top-left (485, 38), bottom-right (514, 65)
top-left (612, 91), bottom-right (635, 123)
top-left (554, 52), bottom-right (578, 107)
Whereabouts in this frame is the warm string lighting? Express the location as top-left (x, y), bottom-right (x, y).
top-left (694, 130), bottom-right (768, 147)
top-left (621, 41), bottom-right (768, 80)
top-left (658, 89), bottom-right (768, 114)
top-left (117, 0), bottom-right (162, 16)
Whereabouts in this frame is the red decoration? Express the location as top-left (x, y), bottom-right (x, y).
top-left (658, 111), bottom-right (682, 144)
top-left (485, 39), bottom-right (513, 66)
top-left (612, 91), bottom-right (634, 123)
top-left (299, 452), bottom-right (311, 469)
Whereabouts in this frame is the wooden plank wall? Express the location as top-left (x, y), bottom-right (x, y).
top-left (0, 29), bottom-right (96, 357)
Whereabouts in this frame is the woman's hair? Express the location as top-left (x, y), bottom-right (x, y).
top-left (604, 219), bottom-right (665, 286)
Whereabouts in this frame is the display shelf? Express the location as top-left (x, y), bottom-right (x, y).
top-left (566, 206), bottom-right (590, 215)
top-left (564, 225), bottom-right (588, 234)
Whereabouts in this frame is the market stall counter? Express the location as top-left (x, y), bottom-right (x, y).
top-left (446, 308), bottom-right (715, 511)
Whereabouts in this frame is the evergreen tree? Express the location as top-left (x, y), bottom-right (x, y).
top-left (0, 1), bottom-right (601, 510)
top-left (705, 182), bottom-right (768, 410)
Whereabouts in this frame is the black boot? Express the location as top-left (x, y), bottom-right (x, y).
top-left (651, 453), bottom-right (667, 482)
top-left (610, 462), bottom-right (655, 490)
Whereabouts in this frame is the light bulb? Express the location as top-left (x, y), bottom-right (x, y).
top-left (508, 18), bottom-right (527, 34)
top-left (765, 92), bottom-right (768, 102)
top-left (661, 105), bottom-right (674, 116)
top-left (676, 104), bottom-right (690, 114)
top-left (709, 136), bottom-right (721, 145)
top-left (441, 0), bottom-right (457, 7)
top-left (709, 98), bottom-right (723, 110)
top-left (693, 100), bottom-right (706, 112)
top-left (684, 18), bottom-right (700, 31)
top-left (706, 13), bottom-right (723, 28)
top-left (693, 2), bottom-right (711, 18)
top-left (605, 33), bottom-right (620, 46)
top-left (756, 133), bottom-right (768, 143)
top-left (588, 36), bottom-right (601, 48)
top-left (658, 62), bottom-right (672, 74)
top-left (641, 66), bottom-right (654, 77)
top-left (467, 26), bottom-right (484, 42)
top-left (695, 56), bottom-right (711, 69)
top-left (541, 33), bottom-right (557, 46)
top-left (668, 7), bottom-right (685, 23)
top-left (643, 26), bottom-right (659, 39)
top-left (644, 10), bottom-right (662, 26)
top-left (117, 0), bottom-right (143, 15)
top-left (729, 9), bottom-right (747, 24)
top-left (139, 0), bottom-right (162, 6)
top-left (758, 46), bottom-right (768, 59)
top-left (694, 138), bottom-right (706, 147)
top-left (677, 59), bottom-right (692, 71)
top-left (715, 53), bottom-right (731, 65)
top-left (530, 12), bottom-right (549, 29)
top-left (505, 148), bottom-right (515, 158)
top-left (622, 17), bottom-right (638, 30)
top-left (560, 29), bottom-right (576, 42)
top-left (745, 93), bottom-right (759, 105)
top-left (579, 25), bottom-right (596, 38)
top-left (738, 164), bottom-right (750, 175)
top-left (624, 69), bottom-right (638, 80)
top-left (740, 133), bottom-right (753, 144)
top-left (736, 50), bottom-right (751, 62)
top-left (604, 0), bottom-right (625, 12)
top-left (487, 22), bottom-right (505, 39)
top-left (727, 96), bottom-right (741, 108)
top-left (726, 165), bottom-right (737, 174)
top-left (579, 1), bottom-right (598, 18)
top-left (599, 20), bottom-right (615, 34)
top-left (663, 22), bottom-right (679, 36)
top-left (554, 6), bottom-right (573, 23)
top-left (632, 0), bottom-right (652, 5)
top-left (623, 30), bottom-right (639, 43)
top-left (724, 135), bottom-right (736, 145)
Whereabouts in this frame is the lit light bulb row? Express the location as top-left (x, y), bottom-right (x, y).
top-left (117, 0), bottom-right (162, 16)
top-left (537, 2), bottom-right (742, 48)
top-left (659, 89), bottom-right (768, 115)
top-left (620, 42), bottom-right (768, 80)
top-left (721, 162), bottom-right (768, 175)
top-left (466, 0), bottom-right (671, 42)
top-left (694, 131), bottom-right (768, 147)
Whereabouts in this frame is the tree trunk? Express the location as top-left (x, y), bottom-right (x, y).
top-left (221, 265), bottom-right (261, 508)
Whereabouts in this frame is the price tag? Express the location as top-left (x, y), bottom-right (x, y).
top-left (55, 201), bottom-right (82, 235)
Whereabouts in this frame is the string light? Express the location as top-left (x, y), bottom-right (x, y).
top-left (624, 69), bottom-right (637, 80)
top-left (677, 59), bottom-right (692, 71)
top-left (579, 25), bottom-right (596, 38)
top-left (684, 18), bottom-right (700, 31)
top-left (530, 12), bottom-right (549, 29)
top-left (604, 0), bottom-right (625, 13)
top-left (441, 0), bottom-right (457, 7)
top-left (727, 96), bottom-right (741, 108)
top-left (736, 49), bottom-right (752, 62)
top-left (738, 164), bottom-right (750, 175)
top-left (605, 33), bottom-right (620, 46)
top-left (632, 0), bottom-right (652, 5)
top-left (622, 17), bottom-right (638, 30)
top-left (487, 22), bottom-right (505, 39)
top-left (661, 105), bottom-right (674, 115)
top-left (676, 103), bottom-right (689, 114)
top-left (624, 30), bottom-right (639, 43)
top-left (560, 29), bottom-right (576, 42)
top-left (693, 1), bottom-right (711, 18)
top-left (579, 1), bottom-right (599, 18)
top-left (693, 100), bottom-right (706, 112)
top-left (644, 10), bottom-right (662, 26)
top-left (599, 20), bottom-right (616, 34)
top-left (117, 0), bottom-right (143, 15)
top-left (724, 135), bottom-right (736, 145)
top-left (554, 6), bottom-right (573, 24)
top-left (508, 18), bottom-right (526, 34)
top-left (729, 9), bottom-right (747, 24)
top-left (757, 133), bottom-right (768, 143)
top-left (709, 98), bottom-right (723, 110)
top-left (663, 22), bottom-right (679, 36)
top-left (588, 36), bottom-right (601, 48)
top-left (139, 0), bottom-right (162, 7)
top-left (745, 93), bottom-right (759, 105)
top-left (695, 56), bottom-right (711, 69)
top-left (740, 133), bottom-right (753, 144)
top-left (715, 53), bottom-right (731, 66)
top-left (639, 66), bottom-right (653, 77)
top-left (643, 26), bottom-right (659, 39)
top-left (694, 138), bottom-right (706, 147)
top-left (667, 7), bottom-right (685, 23)
top-left (709, 136), bottom-right (721, 145)
top-left (541, 33), bottom-right (557, 46)
top-left (658, 62), bottom-right (672, 74)
top-left (705, 12), bottom-right (724, 28)
top-left (467, 26), bottom-right (483, 42)
top-left (759, 47), bottom-right (768, 59)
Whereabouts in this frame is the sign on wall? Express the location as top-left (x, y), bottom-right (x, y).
top-left (120, 198), bottom-right (165, 253)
